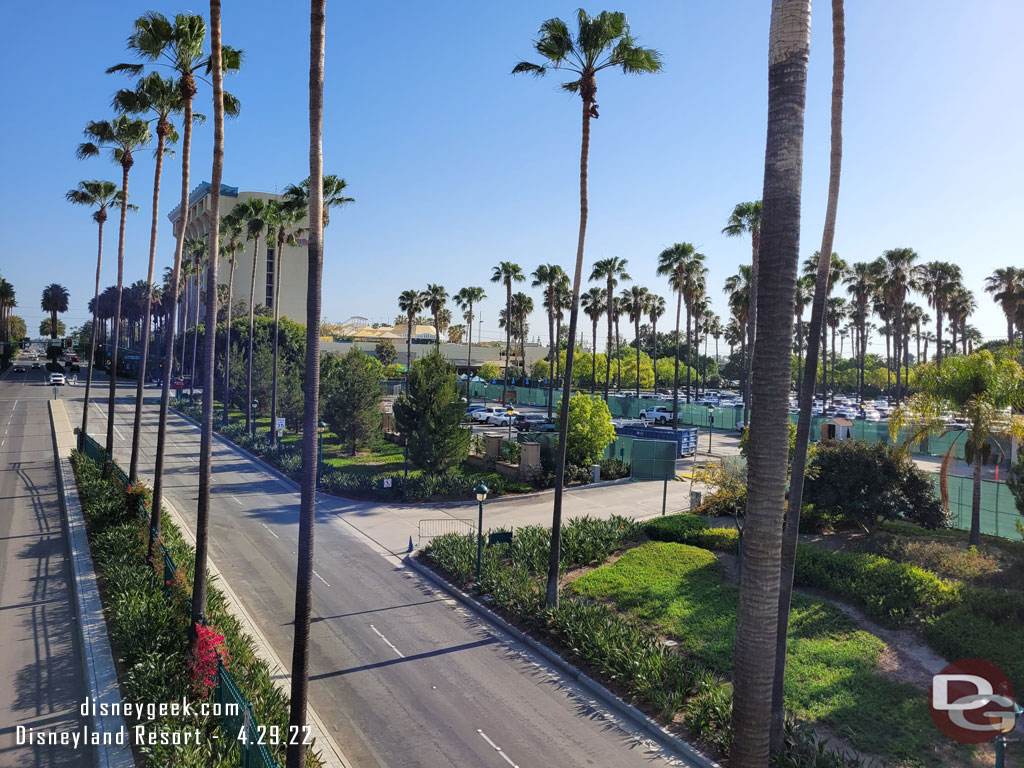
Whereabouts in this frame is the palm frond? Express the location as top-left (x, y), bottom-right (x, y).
top-left (106, 62), bottom-right (145, 76)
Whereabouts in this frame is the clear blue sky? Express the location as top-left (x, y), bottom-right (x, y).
top-left (2, 1), bottom-right (1022, 353)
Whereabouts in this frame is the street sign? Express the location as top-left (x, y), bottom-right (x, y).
top-left (276, 429), bottom-right (283, 438)
top-left (275, 417), bottom-right (286, 430)
top-left (382, 478), bottom-right (393, 488)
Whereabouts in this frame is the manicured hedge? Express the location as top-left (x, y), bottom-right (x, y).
top-left (644, 514), bottom-right (740, 553)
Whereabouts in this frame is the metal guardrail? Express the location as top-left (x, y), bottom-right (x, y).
top-left (418, 518), bottom-right (476, 541)
top-left (77, 431), bottom-right (282, 767)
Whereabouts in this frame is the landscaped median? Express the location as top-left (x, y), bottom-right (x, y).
top-left (419, 512), bottom-right (1010, 767)
top-left (70, 448), bottom-right (319, 768)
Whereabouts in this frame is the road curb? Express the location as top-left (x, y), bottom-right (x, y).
top-left (403, 555), bottom-right (722, 768)
top-left (48, 400), bottom-right (134, 768)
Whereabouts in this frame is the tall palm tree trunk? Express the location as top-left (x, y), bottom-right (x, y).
top-left (222, 259), bottom-right (235, 425)
top-left (545, 80), bottom-right (593, 609)
top-left (152, 71), bottom-right (196, 551)
top-left (287, 1), bottom-right (325, 762)
top-left (652, 318), bottom-right (658, 392)
top-left (894, 303), bottom-right (904, 405)
top-left (502, 283), bottom-right (512, 405)
top-left (246, 237), bottom-right (259, 433)
top-left (615, 316), bottom-right (621, 391)
top-left (189, 264), bottom-right (201, 405)
top-left (591, 321), bottom-right (598, 393)
top-left (547, 292), bottom-right (556, 417)
top-left (769, 0), bottom-right (843, 751)
top-left (179, 278), bottom-right (189, 376)
top-left (192, 0), bottom-right (224, 642)
top-left (406, 318), bottom-right (412, 371)
top-left (635, 318), bottom-right (642, 399)
top-left (466, 305), bottom-right (474, 399)
top-left (130, 123), bottom-right (167, 481)
top-left (270, 241), bottom-right (284, 448)
top-left (745, 235), bottom-right (758, 426)
top-left (605, 278), bottom-right (613, 401)
top-left (671, 291), bottom-right (682, 427)
top-left (685, 306), bottom-right (692, 404)
top-left (81, 212), bottom-right (106, 446)
top-left (105, 156), bottom-right (133, 461)
top-left (731, 0), bottom-right (812, 763)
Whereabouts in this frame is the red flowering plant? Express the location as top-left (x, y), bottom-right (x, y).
top-left (124, 481), bottom-right (152, 518)
top-left (190, 624), bottom-right (230, 698)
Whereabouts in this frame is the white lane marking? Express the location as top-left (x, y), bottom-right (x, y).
top-left (114, 425), bottom-right (125, 441)
top-left (230, 494), bottom-right (243, 505)
top-left (369, 624), bottom-right (405, 658)
top-left (187, 456), bottom-right (196, 463)
top-left (1, 439), bottom-right (4, 447)
top-left (261, 523), bottom-right (280, 539)
top-left (313, 570), bottom-right (330, 587)
top-left (477, 730), bottom-right (519, 768)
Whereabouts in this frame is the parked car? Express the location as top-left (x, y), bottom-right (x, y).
top-left (31, 362), bottom-right (41, 369)
top-left (49, 372), bottom-right (66, 386)
top-left (471, 406), bottom-right (506, 423)
top-left (464, 405), bottom-right (487, 420)
top-left (487, 409), bottom-right (520, 427)
top-left (640, 405), bottom-right (673, 424)
top-left (514, 413), bottom-right (555, 431)
top-left (13, 364), bottom-right (25, 372)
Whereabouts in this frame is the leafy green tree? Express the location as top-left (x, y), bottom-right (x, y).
top-left (531, 359), bottom-right (550, 380)
top-left (39, 318), bottom-right (66, 338)
top-left (8, 315), bottom-right (26, 343)
top-left (375, 339), bottom-right (397, 366)
top-left (384, 363), bottom-right (405, 380)
top-left (804, 440), bottom-right (945, 531)
top-left (394, 352), bottom-right (469, 474)
top-left (892, 350), bottom-right (1024, 546)
top-left (321, 349), bottom-right (383, 455)
top-left (477, 361), bottom-right (499, 381)
top-left (562, 393), bottom-right (615, 467)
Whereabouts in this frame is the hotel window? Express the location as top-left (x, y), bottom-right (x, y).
top-left (265, 247), bottom-right (275, 309)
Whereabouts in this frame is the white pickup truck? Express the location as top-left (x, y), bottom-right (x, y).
top-left (639, 405), bottom-right (673, 424)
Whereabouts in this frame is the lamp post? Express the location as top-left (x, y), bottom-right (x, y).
top-left (316, 420), bottom-right (326, 487)
top-left (474, 482), bottom-right (489, 582)
top-left (506, 407), bottom-right (515, 443)
top-left (251, 398), bottom-right (259, 438)
top-left (707, 405), bottom-right (715, 455)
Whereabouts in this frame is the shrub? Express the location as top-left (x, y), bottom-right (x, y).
top-left (793, 544), bottom-right (960, 625)
top-left (598, 457), bottom-right (629, 480)
top-left (645, 514), bottom-right (740, 553)
top-left (804, 440), bottom-right (948, 531)
top-left (563, 392), bottom-right (615, 467)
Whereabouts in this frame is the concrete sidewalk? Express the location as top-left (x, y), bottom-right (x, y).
top-left (0, 368), bottom-right (92, 767)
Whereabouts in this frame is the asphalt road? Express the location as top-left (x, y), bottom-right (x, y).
top-left (62, 370), bottom-right (687, 768)
top-left (0, 363), bottom-right (91, 768)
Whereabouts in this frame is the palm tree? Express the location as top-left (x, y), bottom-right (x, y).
top-left (282, 174), bottom-right (353, 231)
top-left (113, 10), bottom-right (242, 546)
top-left (801, 251), bottom-right (847, 403)
top-left (77, 115), bottom-right (152, 461)
top-left (580, 287), bottom-right (606, 393)
top-left (683, 276), bottom-right (706, 402)
top-left (723, 200), bottom-right (763, 423)
top-left (514, 10), bottom-right (661, 609)
top-left (622, 285), bottom-right (650, 398)
top-left (423, 284), bottom-right (449, 351)
top-left (553, 281), bottom-right (572, 382)
top-left (771, 6), bottom-right (846, 746)
top-left (647, 294), bottom-right (666, 392)
top-left (490, 262), bottom-right (525, 403)
top-left (193, 0), bottom-right (228, 652)
top-left (288, 2), bottom-right (325, 760)
top-left (512, 292), bottom-right (533, 367)
top-left (177, 254), bottom-right (196, 377)
top-left (187, 238), bottom-right (207, 407)
top-left (454, 286), bottom-right (486, 398)
top-left (66, 180), bottom-right (121, 446)
top-left (792, 276), bottom-right (812, 394)
top-left (0, 279), bottom-right (14, 342)
top-left (892, 351), bottom-right (1024, 547)
top-left (916, 260), bottom-right (962, 368)
top-left (589, 257), bottom-right (630, 399)
top-left (265, 199), bottom-right (306, 449)
top-left (730, 0), bottom-right (812, 762)
top-left (985, 267), bottom-right (1023, 344)
top-left (532, 264), bottom-right (568, 417)
top-left (844, 261), bottom-right (874, 401)
top-left (826, 296), bottom-right (847, 398)
top-left (112, 71), bottom-right (183, 481)
top-left (657, 243), bottom-right (701, 426)
top-left (397, 290), bottom-right (425, 370)
top-left (41, 285), bottom-right (70, 345)
top-left (724, 264), bottom-right (752, 396)
top-left (236, 197), bottom-right (268, 433)
top-left (948, 284), bottom-right (976, 356)
top-left (219, 208), bottom-right (244, 424)
top-left (876, 247), bottom-right (919, 403)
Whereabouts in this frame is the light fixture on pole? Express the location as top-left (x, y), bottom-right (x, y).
top-left (707, 405), bottom-right (715, 455)
top-left (251, 398), bottom-right (259, 438)
top-left (506, 407), bottom-right (515, 443)
top-left (474, 482), bottom-right (489, 582)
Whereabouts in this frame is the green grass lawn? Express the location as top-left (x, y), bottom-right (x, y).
top-left (192, 397), bottom-right (407, 475)
top-left (570, 542), bottom-right (940, 764)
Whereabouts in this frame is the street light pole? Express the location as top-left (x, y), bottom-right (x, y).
top-left (474, 483), bottom-right (489, 583)
top-left (707, 406), bottom-right (715, 455)
top-left (507, 407), bottom-right (514, 444)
